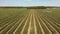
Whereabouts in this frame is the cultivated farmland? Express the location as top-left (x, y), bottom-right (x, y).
top-left (0, 7), bottom-right (60, 34)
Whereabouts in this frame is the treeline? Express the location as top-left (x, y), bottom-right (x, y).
top-left (0, 6), bottom-right (60, 9)
top-left (26, 6), bottom-right (60, 9)
top-left (27, 6), bottom-right (47, 9)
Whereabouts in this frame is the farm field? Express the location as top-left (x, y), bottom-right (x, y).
top-left (0, 7), bottom-right (60, 34)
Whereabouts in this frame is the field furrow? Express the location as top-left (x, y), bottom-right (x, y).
top-left (40, 16), bottom-right (59, 34)
top-left (13, 16), bottom-right (28, 34)
top-left (0, 8), bottom-right (60, 34)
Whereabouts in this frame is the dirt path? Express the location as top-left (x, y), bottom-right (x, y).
top-left (30, 9), bottom-right (37, 34)
top-left (20, 15), bottom-right (30, 34)
top-left (32, 9), bottom-right (44, 34)
top-left (27, 14), bottom-right (32, 34)
top-left (12, 16), bottom-right (27, 34)
top-left (33, 15), bottom-right (37, 34)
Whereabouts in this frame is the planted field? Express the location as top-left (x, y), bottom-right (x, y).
top-left (0, 8), bottom-right (60, 34)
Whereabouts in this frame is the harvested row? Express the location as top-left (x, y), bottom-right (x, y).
top-left (0, 15), bottom-right (25, 31)
top-left (0, 15), bottom-right (26, 34)
top-left (6, 15), bottom-right (26, 34)
top-left (0, 16), bottom-right (18, 31)
top-left (39, 16), bottom-right (59, 34)
top-left (0, 8), bottom-right (60, 34)
top-left (45, 15), bottom-right (60, 27)
top-left (13, 15), bottom-right (29, 34)
top-left (42, 15), bottom-right (60, 33)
